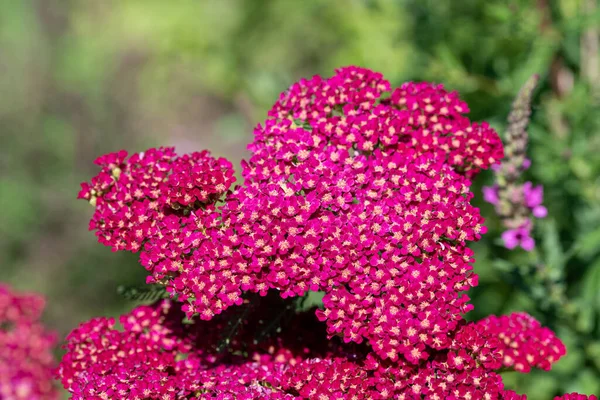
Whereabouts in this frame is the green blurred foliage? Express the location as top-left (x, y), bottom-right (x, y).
top-left (0, 0), bottom-right (599, 397)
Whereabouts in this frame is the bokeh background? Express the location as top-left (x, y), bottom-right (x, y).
top-left (1, 0), bottom-right (599, 398)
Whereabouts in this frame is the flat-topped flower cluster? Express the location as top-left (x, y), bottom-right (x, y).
top-left (58, 296), bottom-right (571, 399)
top-left (0, 284), bottom-right (58, 399)
top-left (66, 67), bottom-right (594, 399)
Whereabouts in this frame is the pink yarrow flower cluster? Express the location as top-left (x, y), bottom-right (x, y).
top-left (78, 148), bottom-right (235, 253)
top-left (78, 67), bottom-right (496, 361)
top-left (473, 312), bottom-right (565, 373)
top-left (58, 298), bottom-right (574, 399)
top-left (0, 284), bottom-right (58, 399)
top-left (67, 67), bottom-right (592, 399)
top-left (59, 295), bottom-right (346, 400)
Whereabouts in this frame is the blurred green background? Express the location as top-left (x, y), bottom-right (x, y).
top-left (1, 0), bottom-right (599, 398)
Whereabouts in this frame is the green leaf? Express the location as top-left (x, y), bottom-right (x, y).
top-left (553, 326), bottom-right (585, 374)
top-left (576, 225), bottom-right (600, 259)
top-left (586, 341), bottom-right (600, 372)
top-left (541, 218), bottom-right (565, 275)
top-left (117, 284), bottom-right (169, 303)
top-left (580, 258), bottom-right (600, 309)
top-left (565, 368), bottom-right (600, 397)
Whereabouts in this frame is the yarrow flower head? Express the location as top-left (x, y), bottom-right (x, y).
top-left (69, 66), bottom-right (591, 399)
top-left (262, 66), bottom-right (503, 179)
top-left (58, 296), bottom-right (350, 400)
top-left (165, 151), bottom-right (236, 208)
top-left (0, 284), bottom-right (58, 399)
top-left (59, 299), bottom-right (572, 399)
top-left (472, 312), bottom-right (566, 373)
top-left (79, 67), bottom-right (499, 361)
top-left (77, 148), bottom-right (235, 253)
